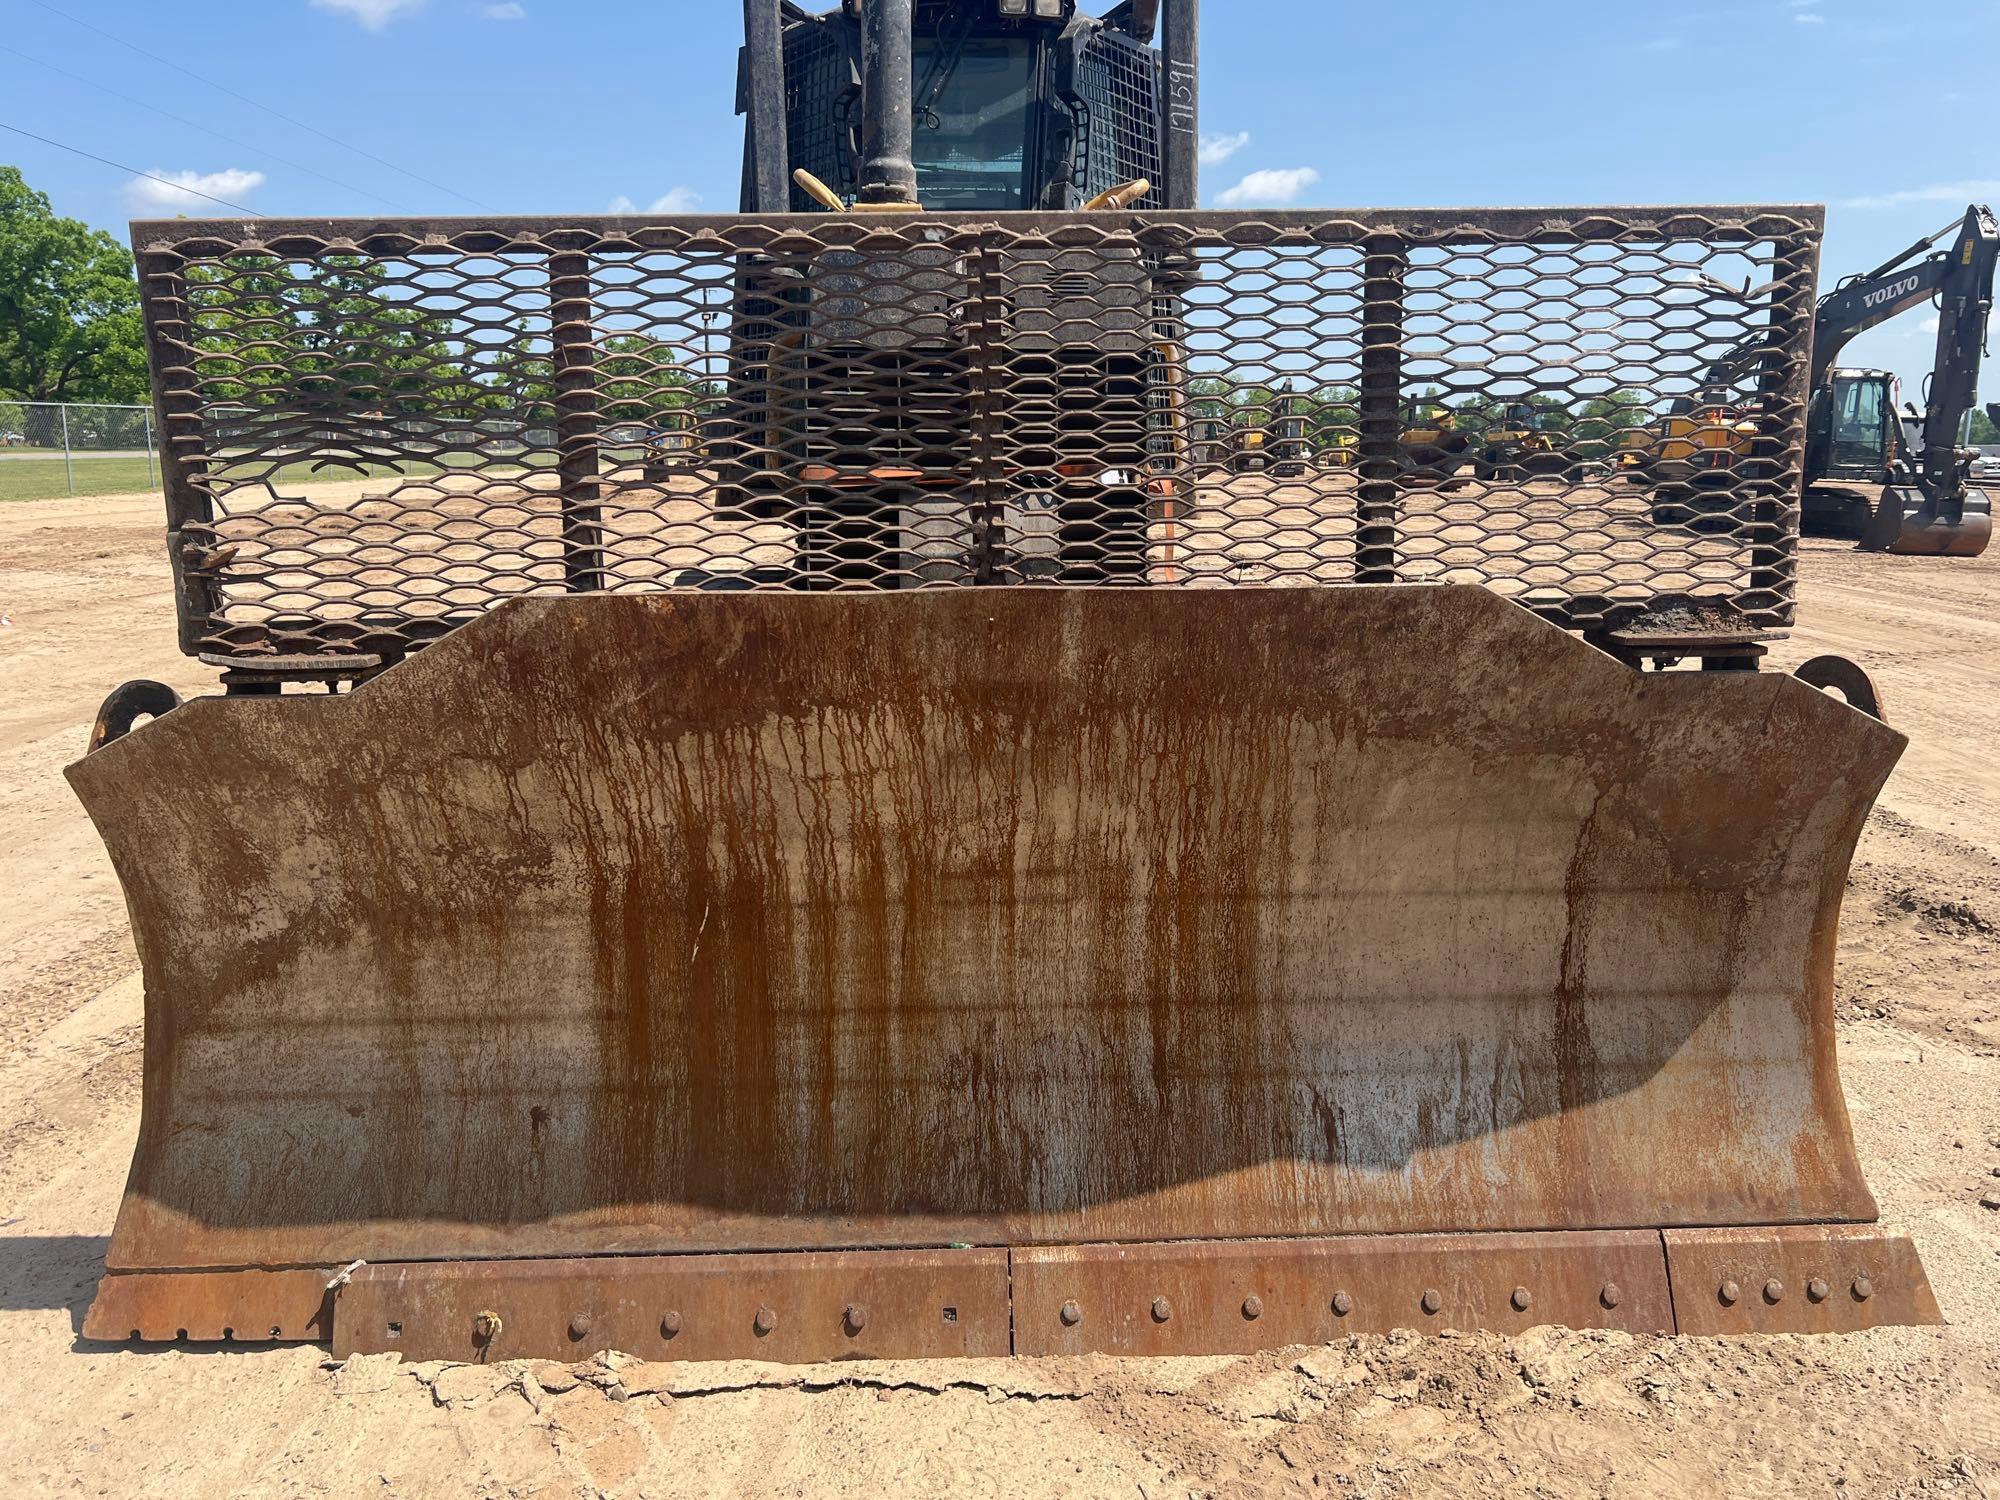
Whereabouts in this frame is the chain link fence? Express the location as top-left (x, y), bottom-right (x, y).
top-left (0, 400), bottom-right (504, 502)
top-left (0, 402), bottom-right (158, 501)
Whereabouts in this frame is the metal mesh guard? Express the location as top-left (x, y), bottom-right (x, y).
top-left (132, 208), bottom-right (1819, 670)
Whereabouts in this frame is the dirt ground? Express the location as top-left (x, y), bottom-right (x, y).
top-left (2, 491), bottom-right (1998, 1499)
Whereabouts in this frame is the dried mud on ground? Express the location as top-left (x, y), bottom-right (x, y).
top-left (2, 494), bottom-right (1998, 1498)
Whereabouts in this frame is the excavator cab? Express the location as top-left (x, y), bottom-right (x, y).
top-left (1801, 371), bottom-right (1903, 536)
top-left (1801, 370), bottom-right (1899, 533)
top-left (1806, 371), bottom-right (1896, 483)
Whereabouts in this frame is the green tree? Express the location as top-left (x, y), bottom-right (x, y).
top-left (1446, 393), bottom-right (1507, 439)
top-left (185, 262), bottom-right (722, 465)
top-left (1185, 376), bottom-right (1233, 423)
top-left (184, 254), bottom-right (505, 471)
top-left (187, 256), bottom-right (470, 416)
top-left (1296, 382), bottom-right (1358, 454)
top-left (598, 332), bottom-right (712, 422)
top-left (1571, 390), bottom-right (1653, 460)
top-left (1970, 405), bottom-right (1999, 445)
top-left (0, 165), bottom-right (147, 442)
top-left (471, 313), bottom-right (554, 427)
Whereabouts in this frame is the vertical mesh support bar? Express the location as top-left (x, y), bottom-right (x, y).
top-left (133, 241), bottom-right (217, 654)
top-left (1356, 239), bottom-right (1407, 584)
top-left (549, 250), bottom-right (604, 592)
top-left (964, 242), bottom-right (1009, 585)
top-left (1752, 228), bottom-right (1819, 618)
top-left (744, 0), bottom-right (791, 213)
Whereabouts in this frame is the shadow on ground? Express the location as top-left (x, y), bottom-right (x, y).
top-left (0, 1233), bottom-right (112, 1341)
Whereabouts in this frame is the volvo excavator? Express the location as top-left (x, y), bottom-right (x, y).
top-left (1802, 204), bottom-right (1997, 555)
top-left (1625, 205), bottom-right (1995, 554)
top-left (71, 0), bottom-right (1940, 1364)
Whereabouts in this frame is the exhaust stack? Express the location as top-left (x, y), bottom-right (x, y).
top-left (857, 0), bottom-right (919, 206)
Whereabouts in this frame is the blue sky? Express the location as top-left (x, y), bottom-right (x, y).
top-left (4, 0), bottom-right (1994, 398)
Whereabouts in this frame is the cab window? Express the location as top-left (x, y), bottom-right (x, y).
top-left (1831, 376), bottom-right (1887, 465)
top-left (911, 37), bottom-right (1034, 210)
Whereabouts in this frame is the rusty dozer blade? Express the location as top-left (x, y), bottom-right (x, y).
top-left (70, 586), bottom-right (1940, 1359)
top-left (1860, 482), bottom-right (1993, 556)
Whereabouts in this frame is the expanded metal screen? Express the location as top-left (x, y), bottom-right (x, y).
top-left (780, 16), bottom-right (855, 211)
top-left (131, 208), bottom-right (1818, 673)
top-left (1076, 28), bottom-right (1164, 210)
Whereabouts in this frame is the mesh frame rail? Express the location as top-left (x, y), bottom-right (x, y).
top-left (131, 207), bottom-right (1821, 675)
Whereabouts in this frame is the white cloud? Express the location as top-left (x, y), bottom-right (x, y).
top-left (1639, 37), bottom-right (1682, 52)
top-left (126, 167), bottom-right (266, 212)
top-left (1793, 11), bottom-right (1825, 22)
top-left (1213, 167), bottom-right (1321, 208)
top-left (609, 187), bottom-right (704, 215)
top-left (1843, 179), bottom-right (2000, 209)
top-left (1919, 315), bottom-right (1940, 333)
top-left (481, 1), bottom-right (525, 16)
top-left (311, 0), bottom-right (424, 29)
top-left (1198, 131), bottom-right (1250, 167)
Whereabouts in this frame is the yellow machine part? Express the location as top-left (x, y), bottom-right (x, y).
top-left (1619, 407), bottom-right (1760, 473)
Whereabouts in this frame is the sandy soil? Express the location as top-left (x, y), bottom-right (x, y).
top-left (2, 493), bottom-right (1997, 1498)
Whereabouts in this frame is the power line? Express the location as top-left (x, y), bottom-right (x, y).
top-left (23, 0), bottom-right (495, 211)
top-left (0, 121), bottom-right (262, 213)
top-left (0, 42), bottom-right (412, 212)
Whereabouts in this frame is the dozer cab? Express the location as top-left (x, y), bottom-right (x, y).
top-left (74, 0), bottom-right (1939, 1363)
